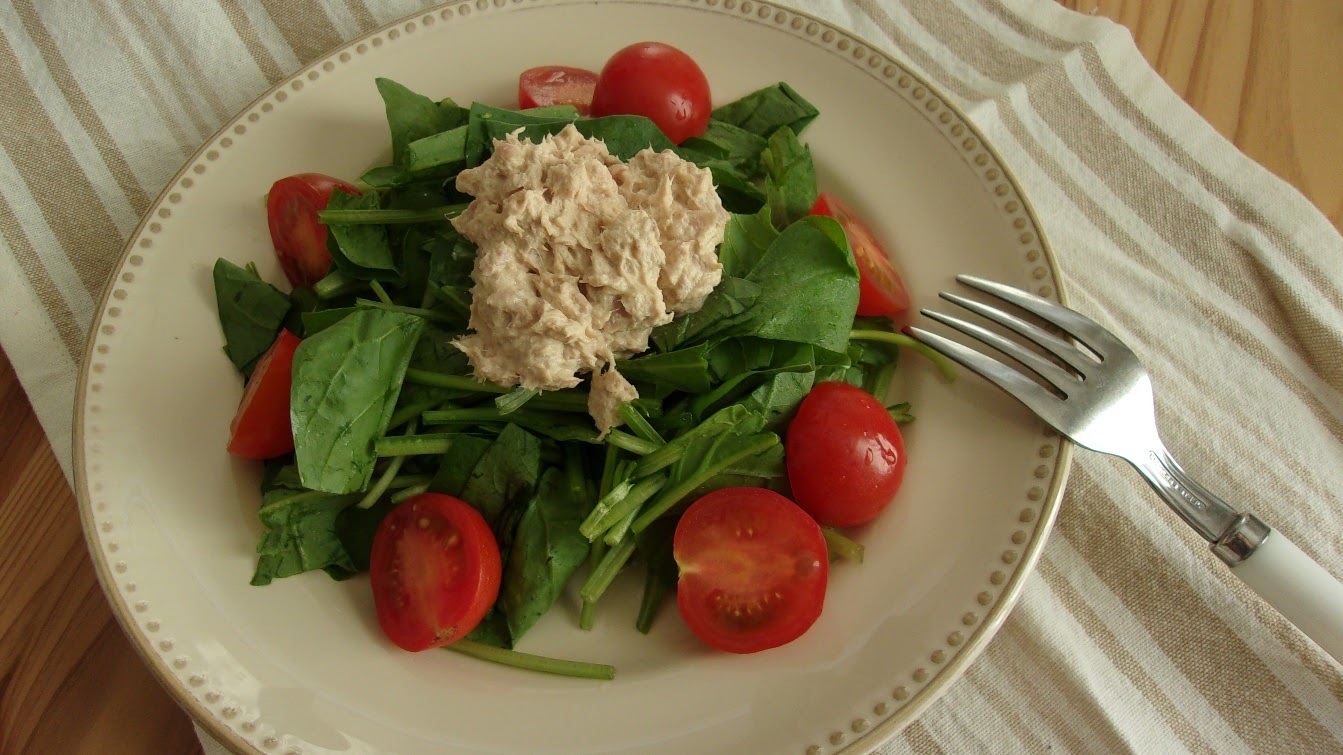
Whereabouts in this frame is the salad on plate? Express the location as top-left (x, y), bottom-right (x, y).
top-left (211, 42), bottom-right (944, 679)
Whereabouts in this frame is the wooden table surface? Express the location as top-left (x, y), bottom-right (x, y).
top-left (1, 2), bottom-right (1340, 753)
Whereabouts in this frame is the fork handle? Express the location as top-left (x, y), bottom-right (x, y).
top-left (1228, 527), bottom-right (1343, 665)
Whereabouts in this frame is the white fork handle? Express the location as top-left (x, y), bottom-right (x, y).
top-left (1230, 529), bottom-right (1343, 665)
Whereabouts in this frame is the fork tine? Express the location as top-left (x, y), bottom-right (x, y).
top-left (956, 274), bottom-right (1126, 359)
top-left (906, 326), bottom-right (1064, 421)
top-left (938, 292), bottom-right (1095, 375)
top-left (922, 308), bottom-right (1080, 393)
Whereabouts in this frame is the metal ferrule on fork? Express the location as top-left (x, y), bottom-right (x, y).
top-left (1133, 444), bottom-right (1269, 566)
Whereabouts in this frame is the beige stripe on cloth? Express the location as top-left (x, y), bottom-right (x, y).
top-left (0, 1), bottom-right (1338, 754)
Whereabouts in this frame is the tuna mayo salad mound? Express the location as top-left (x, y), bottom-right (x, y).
top-left (450, 124), bottom-right (729, 435)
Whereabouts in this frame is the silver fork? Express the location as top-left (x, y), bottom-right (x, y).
top-left (909, 274), bottom-right (1343, 664)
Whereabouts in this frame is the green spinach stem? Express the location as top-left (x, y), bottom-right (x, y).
top-left (358, 420), bottom-right (418, 509)
top-left (618, 402), bottom-right (666, 445)
top-left (849, 329), bottom-right (956, 382)
top-left (631, 435), bottom-right (780, 533)
top-left (317, 204), bottom-right (467, 225)
top-left (356, 298), bottom-right (456, 325)
top-left (579, 536), bottom-right (637, 605)
top-left (374, 433), bottom-right (455, 457)
top-left (822, 527), bottom-right (865, 563)
top-left (389, 483), bottom-right (431, 504)
top-left (445, 639), bottom-right (614, 680)
top-left (605, 430), bottom-right (660, 456)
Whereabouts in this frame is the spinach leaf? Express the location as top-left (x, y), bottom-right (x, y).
top-left (301, 307), bottom-right (355, 337)
top-left (711, 82), bottom-right (819, 138)
top-left (632, 405), bottom-right (779, 530)
top-left (250, 488), bottom-right (361, 586)
top-left (717, 209), bottom-right (778, 279)
top-left (429, 433), bottom-right (495, 496)
top-left (334, 499), bottom-right (395, 573)
top-left (705, 163), bottom-right (767, 214)
top-left (649, 276), bottom-right (761, 352)
top-left (761, 127), bottom-right (817, 230)
top-left (359, 165), bottom-right (406, 188)
top-left (500, 467), bottom-right (591, 642)
top-left (291, 309), bottom-right (425, 494)
top-left (465, 608), bottom-right (513, 648)
top-left (720, 216), bottom-right (858, 354)
top-left (736, 370), bottom-right (816, 432)
top-left (375, 77), bottom-right (469, 165)
top-left (615, 343), bottom-right (713, 393)
top-left (465, 102), bottom-right (580, 166)
top-left (325, 189), bottom-right (399, 280)
top-left (212, 258), bottom-right (290, 377)
top-left (692, 341), bottom-right (815, 420)
top-left (500, 115), bottom-right (676, 161)
top-left (459, 423), bottom-right (541, 531)
top-left (677, 119), bottom-right (767, 173)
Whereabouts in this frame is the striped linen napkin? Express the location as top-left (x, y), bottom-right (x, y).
top-left (2, 0), bottom-right (1339, 753)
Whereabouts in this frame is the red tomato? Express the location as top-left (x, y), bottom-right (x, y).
top-left (266, 173), bottom-right (359, 288)
top-left (811, 193), bottom-right (911, 318)
top-left (590, 42), bottom-right (711, 144)
top-left (674, 487), bottom-right (828, 653)
top-left (369, 493), bottom-right (502, 652)
top-left (786, 381), bottom-right (907, 527)
top-left (518, 65), bottom-right (598, 114)
top-left (227, 329), bottom-right (300, 459)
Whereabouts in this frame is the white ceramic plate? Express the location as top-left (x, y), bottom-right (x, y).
top-left (74, 1), bottom-right (1070, 752)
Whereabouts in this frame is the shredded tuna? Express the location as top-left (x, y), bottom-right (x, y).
top-left (451, 124), bottom-right (728, 436)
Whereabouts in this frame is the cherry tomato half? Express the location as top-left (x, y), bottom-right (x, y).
top-left (811, 193), bottom-right (911, 318)
top-left (674, 487), bottom-right (828, 653)
top-left (369, 493), bottom-right (502, 652)
top-left (227, 329), bottom-right (300, 459)
top-left (786, 381), bottom-right (907, 528)
top-left (518, 65), bottom-right (598, 115)
top-left (590, 42), bottom-right (711, 144)
top-left (266, 173), bottom-right (360, 288)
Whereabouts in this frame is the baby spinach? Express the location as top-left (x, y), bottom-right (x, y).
top-left (678, 119), bottom-right (768, 173)
top-left (465, 102), bottom-right (580, 166)
top-left (501, 115), bottom-right (676, 161)
top-left (325, 189), bottom-right (399, 280)
top-left (615, 343), bottom-right (714, 393)
top-left (212, 258), bottom-right (290, 377)
top-left (291, 309), bottom-right (425, 494)
top-left (719, 215), bottom-right (858, 354)
top-left (500, 467), bottom-right (592, 643)
top-left (458, 423), bottom-right (542, 531)
top-left (251, 487), bottom-right (362, 585)
top-left (429, 433), bottom-right (494, 496)
top-left (649, 276), bottom-right (761, 352)
top-left (717, 209), bottom-right (778, 278)
top-left (761, 127), bottom-right (818, 230)
top-left (375, 77), bottom-right (469, 165)
top-left (711, 82), bottom-right (819, 138)
top-left (402, 125), bottom-right (469, 178)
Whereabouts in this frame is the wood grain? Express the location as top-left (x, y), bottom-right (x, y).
top-left (0, 2), bottom-right (1337, 753)
top-left (0, 347), bottom-right (203, 755)
top-left (1059, 0), bottom-right (1343, 230)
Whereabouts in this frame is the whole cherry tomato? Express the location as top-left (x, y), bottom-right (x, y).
top-left (786, 381), bottom-right (907, 527)
top-left (590, 42), bottom-right (711, 144)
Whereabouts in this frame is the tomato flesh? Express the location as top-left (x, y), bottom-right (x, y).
top-left (590, 42), bottom-right (711, 144)
top-left (811, 193), bottom-right (910, 318)
top-left (786, 381), bottom-right (907, 528)
top-left (674, 487), bottom-right (828, 653)
top-left (266, 173), bottom-right (360, 288)
top-left (518, 65), bottom-right (598, 114)
top-left (369, 493), bottom-right (501, 652)
top-left (227, 329), bottom-right (300, 459)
